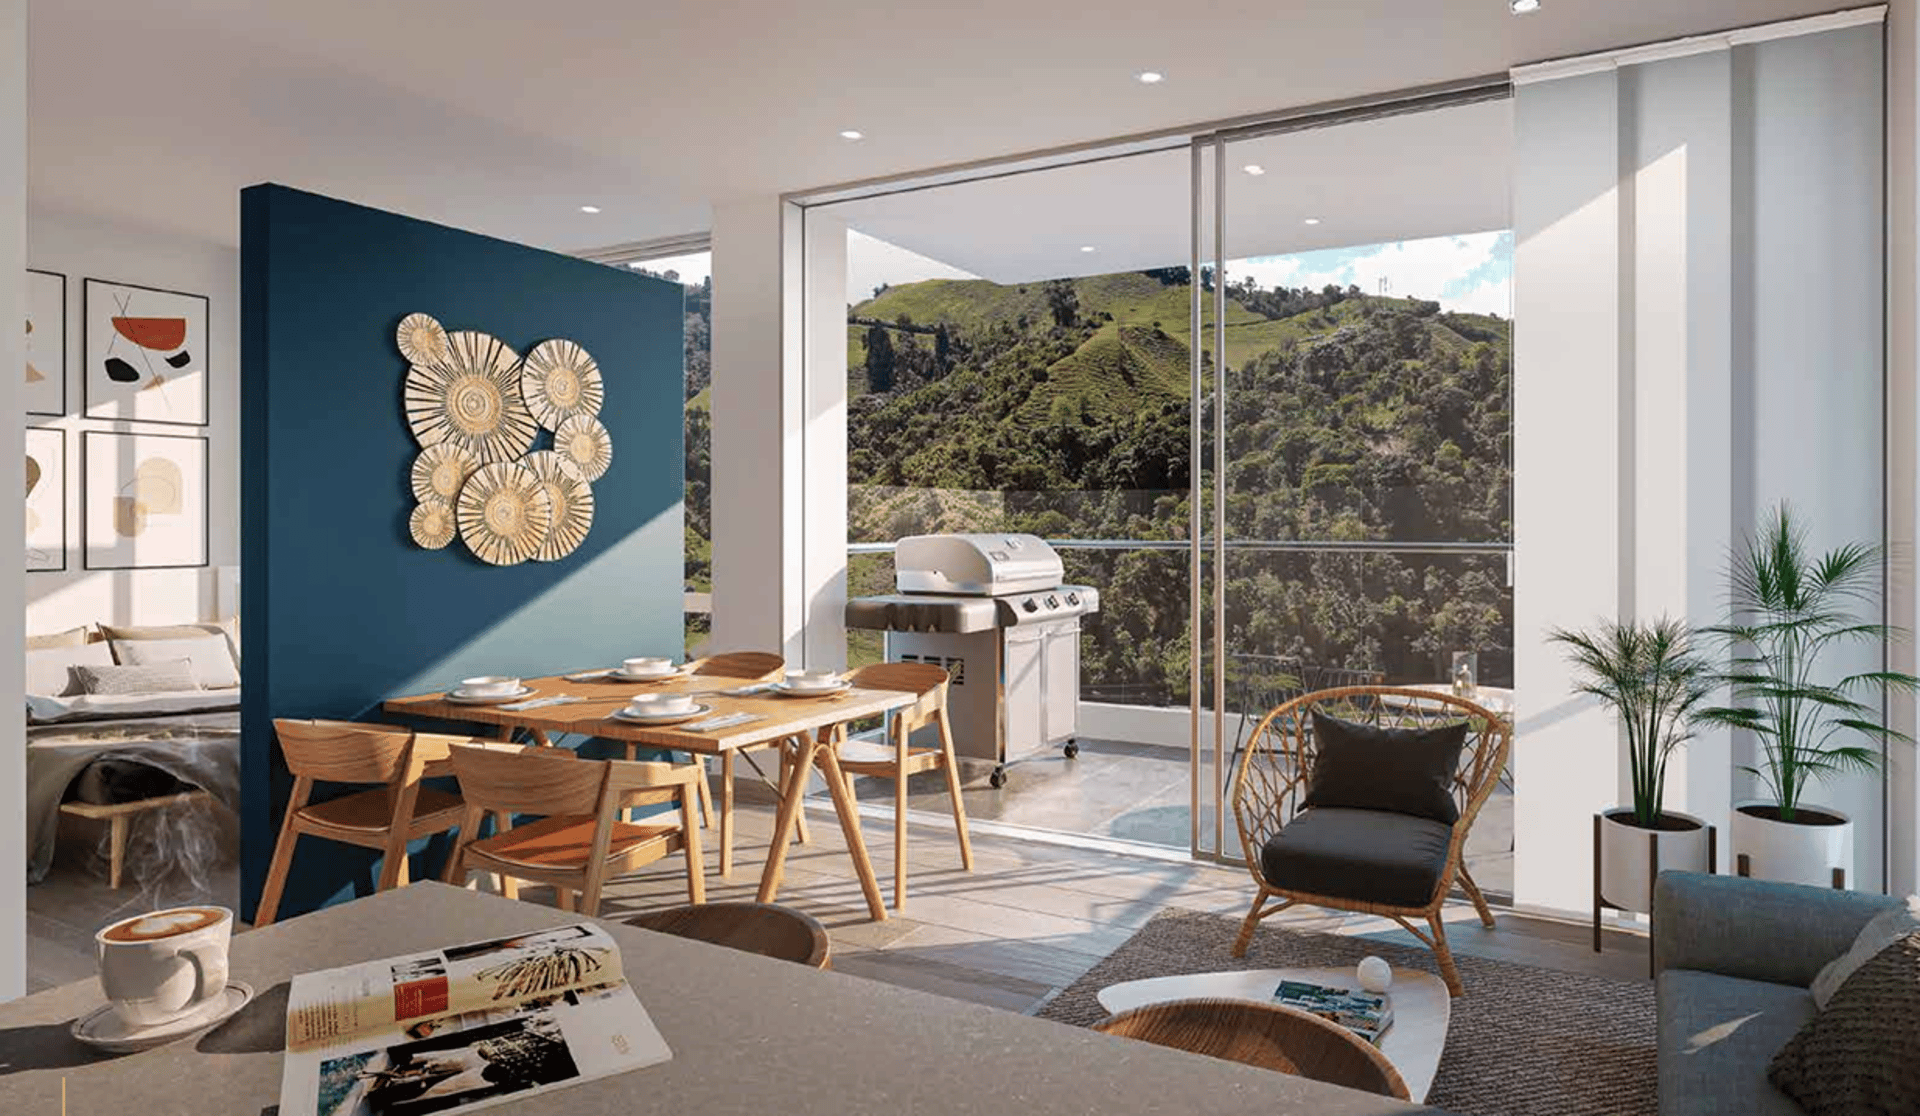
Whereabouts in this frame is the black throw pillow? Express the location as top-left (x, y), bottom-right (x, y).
top-left (1302, 710), bottom-right (1466, 825)
top-left (1769, 929), bottom-right (1920, 1116)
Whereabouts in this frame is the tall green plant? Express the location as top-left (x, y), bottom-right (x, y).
top-left (1550, 618), bottom-right (1713, 827)
top-left (1697, 504), bottom-right (1919, 821)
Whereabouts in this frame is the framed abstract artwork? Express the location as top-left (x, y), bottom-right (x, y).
top-left (25, 427), bottom-right (65, 572)
top-left (83, 278), bottom-right (209, 427)
top-left (83, 430), bottom-right (208, 570)
top-left (25, 269), bottom-right (66, 417)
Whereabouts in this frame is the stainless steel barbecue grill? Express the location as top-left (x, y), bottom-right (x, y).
top-left (845, 533), bottom-right (1100, 787)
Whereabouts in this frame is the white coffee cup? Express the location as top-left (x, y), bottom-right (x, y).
top-left (460, 675), bottom-right (522, 696)
top-left (785, 670), bottom-right (839, 690)
top-left (96, 906), bottom-right (232, 1027)
top-left (628, 692), bottom-right (695, 716)
top-left (623, 657), bottom-right (674, 676)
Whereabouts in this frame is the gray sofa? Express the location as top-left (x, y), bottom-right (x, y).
top-left (1652, 871), bottom-right (1901, 1116)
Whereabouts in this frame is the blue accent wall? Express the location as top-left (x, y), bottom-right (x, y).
top-left (239, 184), bottom-right (684, 920)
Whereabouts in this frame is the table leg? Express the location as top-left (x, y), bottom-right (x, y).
top-left (720, 750), bottom-right (735, 879)
top-left (529, 728), bottom-right (552, 748)
top-left (817, 729), bottom-right (887, 922)
top-left (757, 737), bottom-right (818, 904)
top-left (492, 722), bottom-right (516, 743)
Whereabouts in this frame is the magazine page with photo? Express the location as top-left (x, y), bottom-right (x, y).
top-left (279, 924), bottom-right (669, 1116)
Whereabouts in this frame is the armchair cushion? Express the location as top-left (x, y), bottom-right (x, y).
top-left (1259, 806), bottom-right (1451, 908)
top-left (1304, 711), bottom-right (1464, 825)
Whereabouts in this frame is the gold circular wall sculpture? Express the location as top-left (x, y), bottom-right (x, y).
top-left (521, 339), bottom-right (605, 430)
top-left (403, 330), bottom-right (538, 463)
top-left (410, 499), bottom-right (456, 550)
top-left (396, 312), bottom-right (451, 368)
top-left (554, 414), bottom-right (614, 482)
top-left (524, 451), bottom-right (595, 561)
top-left (410, 442), bottom-right (478, 504)
top-left (455, 460), bottom-right (554, 566)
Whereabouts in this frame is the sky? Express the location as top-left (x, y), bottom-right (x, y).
top-left (624, 227), bottom-right (1513, 318)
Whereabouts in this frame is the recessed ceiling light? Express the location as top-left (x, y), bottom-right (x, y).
top-left (1303, 217), bottom-right (1322, 226)
top-left (839, 129), bottom-right (865, 140)
top-left (1242, 164), bottom-right (1266, 177)
top-left (1510, 0), bottom-right (1540, 13)
top-left (579, 205), bottom-right (601, 214)
top-left (1080, 245), bottom-right (1097, 253)
top-left (1136, 71), bottom-right (1165, 84)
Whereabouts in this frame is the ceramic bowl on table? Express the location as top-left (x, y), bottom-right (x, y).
top-left (613, 692), bottom-right (710, 723)
top-left (774, 672), bottom-right (850, 698)
top-left (459, 676), bottom-right (523, 697)
top-left (614, 657), bottom-right (682, 681)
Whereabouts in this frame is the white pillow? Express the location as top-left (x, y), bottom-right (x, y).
top-left (25, 642), bottom-right (114, 697)
top-left (112, 636), bottom-right (241, 690)
top-left (28, 689), bottom-right (240, 724)
top-left (1810, 894), bottom-right (1920, 1009)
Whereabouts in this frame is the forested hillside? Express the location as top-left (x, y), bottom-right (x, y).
top-left (677, 263), bottom-right (1512, 698)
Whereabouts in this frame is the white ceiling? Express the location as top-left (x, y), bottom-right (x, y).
top-left (827, 99), bottom-right (1515, 284)
top-left (28, 0), bottom-right (1851, 252)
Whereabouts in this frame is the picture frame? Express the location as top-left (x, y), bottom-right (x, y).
top-left (84, 277), bottom-right (210, 427)
top-left (82, 430), bottom-right (209, 570)
top-left (25, 269), bottom-right (66, 417)
top-left (25, 426), bottom-right (66, 573)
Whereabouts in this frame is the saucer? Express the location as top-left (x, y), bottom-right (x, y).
top-left (610, 703), bottom-right (712, 725)
top-left (563, 669), bottom-right (614, 682)
top-left (446, 686), bottom-right (537, 704)
top-left (772, 679), bottom-right (851, 698)
top-left (72, 980), bottom-right (254, 1054)
top-left (610, 667), bottom-right (689, 683)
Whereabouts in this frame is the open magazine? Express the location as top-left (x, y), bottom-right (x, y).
top-left (278, 923), bottom-right (672, 1116)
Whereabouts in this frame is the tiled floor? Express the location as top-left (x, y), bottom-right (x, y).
top-left (25, 793), bottom-right (1637, 1012)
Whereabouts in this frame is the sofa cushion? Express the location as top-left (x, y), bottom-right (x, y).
top-left (1769, 930), bottom-right (1920, 1116)
top-left (1657, 969), bottom-right (1811, 1116)
top-left (1808, 894), bottom-right (1920, 1009)
top-left (1258, 807), bottom-right (1451, 908)
top-left (1304, 711), bottom-right (1465, 824)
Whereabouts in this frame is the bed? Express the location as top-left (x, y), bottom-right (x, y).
top-left (23, 622), bottom-right (244, 884)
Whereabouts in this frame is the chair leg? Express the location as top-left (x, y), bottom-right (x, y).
top-left (893, 756), bottom-right (909, 911)
top-left (254, 825), bottom-right (302, 928)
top-left (937, 708), bottom-right (974, 872)
top-left (1457, 865), bottom-right (1497, 929)
top-left (107, 816), bottom-right (128, 890)
top-left (719, 750), bottom-right (735, 879)
top-left (680, 783), bottom-right (707, 905)
top-left (555, 887), bottom-right (575, 913)
top-left (1428, 911), bottom-right (1464, 997)
top-left (693, 758), bottom-right (715, 830)
top-left (490, 812), bottom-right (519, 899)
top-left (1232, 887), bottom-right (1270, 958)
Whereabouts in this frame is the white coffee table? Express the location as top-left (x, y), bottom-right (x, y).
top-left (1096, 966), bottom-right (1451, 1102)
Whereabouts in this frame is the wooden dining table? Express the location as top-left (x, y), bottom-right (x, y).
top-left (385, 671), bottom-right (917, 921)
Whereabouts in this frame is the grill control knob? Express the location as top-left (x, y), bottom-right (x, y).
top-left (1022, 598), bottom-right (1039, 613)
top-left (1045, 595), bottom-right (1060, 609)
top-left (1065, 592), bottom-right (1080, 606)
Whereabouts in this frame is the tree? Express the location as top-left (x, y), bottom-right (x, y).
top-left (864, 323), bottom-right (895, 393)
top-left (1044, 279), bottom-right (1079, 327)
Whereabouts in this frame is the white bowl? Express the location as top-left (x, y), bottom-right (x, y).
top-left (627, 693), bottom-right (696, 716)
top-left (623, 657), bottom-right (675, 676)
top-left (784, 670), bottom-right (840, 690)
top-left (459, 676), bottom-right (522, 696)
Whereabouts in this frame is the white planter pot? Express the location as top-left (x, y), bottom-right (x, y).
top-left (1731, 800), bottom-right (1853, 889)
top-left (1597, 808), bottom-right (1712, 914)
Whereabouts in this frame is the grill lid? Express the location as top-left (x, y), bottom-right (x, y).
top-left (894, 533), bottom-right (1064, 596)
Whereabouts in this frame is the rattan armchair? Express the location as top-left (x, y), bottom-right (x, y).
top-left (1227, 686), bottom-right (1511, 996)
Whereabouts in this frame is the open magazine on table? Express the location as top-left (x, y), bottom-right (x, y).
top-left (279, 922), bottom-right (671, 1116)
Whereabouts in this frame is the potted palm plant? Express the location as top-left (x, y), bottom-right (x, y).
top-left (1697, 504), bottom-right (1918, 888)
top-left (1551, 618), bottom-right (1716, 914)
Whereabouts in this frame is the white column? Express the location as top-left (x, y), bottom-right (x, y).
top-left (1892, 0), bottom-right (1920, 897)
top-left (1512, 68), bottom-right (1624, 915)
top-left (0, 0), bottom-right (26, 1001)
top-left (710, 197), bottom-right (847, 670)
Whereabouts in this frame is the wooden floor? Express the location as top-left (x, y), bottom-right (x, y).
top-left (25, 797), bottom-right (1651, 1011)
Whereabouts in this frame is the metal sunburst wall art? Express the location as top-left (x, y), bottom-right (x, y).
top-left (397, 313), bottom-right (611, 566)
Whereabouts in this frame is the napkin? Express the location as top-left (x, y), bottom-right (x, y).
top-left (499, 695), bottom-right (585, 712)
top-left (684, 712), bottom-right (766, 732)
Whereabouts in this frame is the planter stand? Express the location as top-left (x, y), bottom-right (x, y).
top-left (1735, 854), bottom-right (1844, 890)
top-left (1592, 813), bottom-right (1717, 978)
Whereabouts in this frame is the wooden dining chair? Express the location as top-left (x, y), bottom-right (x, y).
top-left (628, 901), bottom-right (831, 969)
top-left (621, 651), bottom-right (787, 831)
top-left (1094, 998), bottom-right (1409, 1100)
top-left (256, 719), bottom-right (480, 927)
top-left (442, 744), bottom-right (706, 916)
top-left (817, 661), bottom-right (973, 910)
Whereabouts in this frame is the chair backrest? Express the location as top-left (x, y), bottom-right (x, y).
top-left (843, 661), bottom-right (949, 730)
top-left (449, 744), bottom-right (611, 818)
top-left (274, 719), bottom-right (418, 784)
top-left (628, 902), bottom-right (830, 969)
top-left (1228, 686), bottom-right (1511, 866)
top-left (1093, 997), bottom-right (1408, 1100)
top-left (691, 651), bottom-right (785, 680)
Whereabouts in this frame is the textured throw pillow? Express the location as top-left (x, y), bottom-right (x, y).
top-left (70, 660), bottom-right (201, 696)
top-left (1810, 895), bottom-right (1920, 1009)
top-left (1770, 929), bottom-right (1920, 1115)
top-left (24, 642), bottom-right (115, 697)
top-left (1304, 711), bottom-right (1467, 825)
top-left (101, 621), bottom-right (241, 668)
top-left (112, 636), bottom-right (240, 690)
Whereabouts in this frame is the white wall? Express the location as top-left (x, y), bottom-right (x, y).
top-left (1892, 0), bottom-right (1920, 899)
top-left (23, 210), bottom-right (239, 635)
top-left (1, 0), bottom-right (26, 1003)
top-left (1513, 16), bottom-right (1890, 912)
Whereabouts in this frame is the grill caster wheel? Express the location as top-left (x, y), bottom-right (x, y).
top-left (989, 766), bottom-right (1008, 789)
top-left (1063, 740), bottom-right (1079, 759)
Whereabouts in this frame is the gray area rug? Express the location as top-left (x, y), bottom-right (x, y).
top-left (1035, 908), bottom-right (1655, 1116)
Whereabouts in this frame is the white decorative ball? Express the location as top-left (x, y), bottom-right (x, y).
top-left (1357, 955), bottom-right (1393, 993)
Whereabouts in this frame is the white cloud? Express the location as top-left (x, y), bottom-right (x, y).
top-left (1232, 231), bottom-right (1510, 317)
